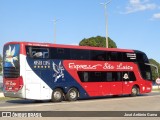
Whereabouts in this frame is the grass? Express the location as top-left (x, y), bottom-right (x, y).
top-left (0, 97), bottom-right (20, 102)
top-left (152, 88), bottom-right (160, 92)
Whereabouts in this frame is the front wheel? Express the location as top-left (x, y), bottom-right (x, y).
top-left (66, 88), bottom-right (79, 101)
top-left (130, 86), bottom-right (139, 97)
top-left (51, 88), bottom-right (63, 102)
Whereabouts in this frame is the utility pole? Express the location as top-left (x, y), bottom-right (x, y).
top-left (100, 0), bottom-right (112, 48)
top-left (52, 18), bottom-right (59, 44)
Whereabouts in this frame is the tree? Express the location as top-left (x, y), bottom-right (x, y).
top-left (79, 36), bottom-right (117, 48)
top-left (149, 59), bottom-right (160, 81)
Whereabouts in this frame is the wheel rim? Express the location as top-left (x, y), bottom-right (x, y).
top-left (132, 88), bottom-right (137, 95)
top-left (70, 90), bottom-right (77, 99)
top-left (54, 91), bottom-right (62, 100)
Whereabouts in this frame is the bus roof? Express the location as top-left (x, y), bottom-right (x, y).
top-left (4, 41), bottom-right (135, 53)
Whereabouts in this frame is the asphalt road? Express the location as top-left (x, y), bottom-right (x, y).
top-left (0, 92), bottom-right (160, 120)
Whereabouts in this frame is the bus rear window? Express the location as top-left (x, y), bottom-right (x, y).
top-left (3, 44), bottom-right (20, 68)
top-left (3, 44), bottom-right (20, 78)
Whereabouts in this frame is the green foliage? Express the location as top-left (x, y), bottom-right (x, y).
top-left (149, 59), bottom-right (160, 80)
top-left (79, 36), bottom-right (117, 48)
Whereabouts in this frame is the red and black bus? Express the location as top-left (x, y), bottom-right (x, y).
top-left (3, 42), bottom-right (152, 102)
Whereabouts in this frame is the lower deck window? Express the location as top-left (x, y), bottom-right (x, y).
top-left (78, 71), bottom-right (136, 82)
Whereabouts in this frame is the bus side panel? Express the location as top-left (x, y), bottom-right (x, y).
top-left (145, 81), bottom-right (152, 93)
top-left (26, 58), bottom-right (89, 100)
top-left (110, 82), bottom-right (123, 95)
top-left (25, 59), bottom-right (52, 100)
top-left (134, 72), bottom-right (152, 94)
top-left (122, 81), bottom-right (135, 94)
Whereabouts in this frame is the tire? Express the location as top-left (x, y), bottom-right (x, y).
top-left (51, 88), bottom-right (63, 102)
top-left (66, 88), bottom-right (79, 101)
top-left (130, 86), bottom-right (139, 97)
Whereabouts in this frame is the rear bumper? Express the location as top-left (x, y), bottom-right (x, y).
top-left (3, 90), bottom-right (24, 98)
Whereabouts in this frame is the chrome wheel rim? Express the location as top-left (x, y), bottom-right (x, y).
top-left (132, 88), bottom-right (137, 95)
top-left (70, 91), bottom-right (77, 99)
top-left (54, 91), bottom-right (62, 100)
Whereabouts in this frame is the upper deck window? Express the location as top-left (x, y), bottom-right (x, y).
top-left (70, 49), bottom-right (90, 60)
top-left (50, 48), bottom-right (70, 59)
top-left (90, 50), bottom-right (106, 61)
top-left (136, 53), bottom-right (149, 63)
top-left (123, 52), bottom-right (136, 62)
top-left (26, 46), bottom-right (49, 59)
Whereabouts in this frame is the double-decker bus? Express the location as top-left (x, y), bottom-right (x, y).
top-left (3, 41), bottom-right (153, 102)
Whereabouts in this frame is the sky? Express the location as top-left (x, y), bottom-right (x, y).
top-left (0, 0), bottom-right (160, 62)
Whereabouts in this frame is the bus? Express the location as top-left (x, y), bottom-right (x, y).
top-left (3, 41), bottom-right (153, 102)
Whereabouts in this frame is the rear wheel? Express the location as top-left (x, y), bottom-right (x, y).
top-left (66, 88), bottom-right (79, 101)
top-left (51, 88), bottom-right (63, 102)
top-left (130, 86), bottom-right (139, 97)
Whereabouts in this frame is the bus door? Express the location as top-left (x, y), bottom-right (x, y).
top-left (108, 72), bottom-right (123, 95)
top-left (122, 72), bottom-right (136, 94)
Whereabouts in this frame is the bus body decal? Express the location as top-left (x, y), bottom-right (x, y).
top-left (52, 61), bottom-right (65, 82)
top-left (4, 44), bottom-right (20, 68)
top-left (26, 58), bottom-right (89, 98)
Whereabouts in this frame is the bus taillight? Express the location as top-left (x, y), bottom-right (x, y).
top-left (19, 76), bottom-right (24, 90)
top-left (4, 76), bottom-right (24, 92)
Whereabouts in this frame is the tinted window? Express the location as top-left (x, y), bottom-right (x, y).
top-left (138, 63), bottom-right (152, 80)
top-left (78, 71), bottom-right (106, 82)
top-left (26, 46), bottom-right (49, 59)
top-left (122, 72), bottom-right (136, 81)
top-left (117, 72), bottom-right (122, 81)
top-left (90, 50), bottom-right (106, 61)
top-left (107, 52), bottom-right (123, 61)
top-left (32, 48), bottom-right (49, 58)
top-left (110, 52), bottom-right (117, 61)
top-left (137, 53), bottom-right (149, 63)
top-left (78, 71), bottom-right (126, 82)
top-left (106, 72), bottom-right (112, 81)
top-left (78, 72), bottom-right (89, 82)
top-left (4, 44), bottom-right (20, 68)
top-left (3, 44), bottom-right (20, 78)
top-left (71, 49), bottom-right (90, 60)
top-left (123, 52), bottom-right (136, 62)
top-left (107, 72), bottom-right (122, 82)
top-left (50, 48), bottom-right (70, 59)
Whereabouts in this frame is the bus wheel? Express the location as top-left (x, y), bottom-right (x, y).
top-left (130, 86), bottom-right (139, 97)
top-left (51, 88), bottom-right (63, 102)
top-left (66, 88), bottom-right (79, 101)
